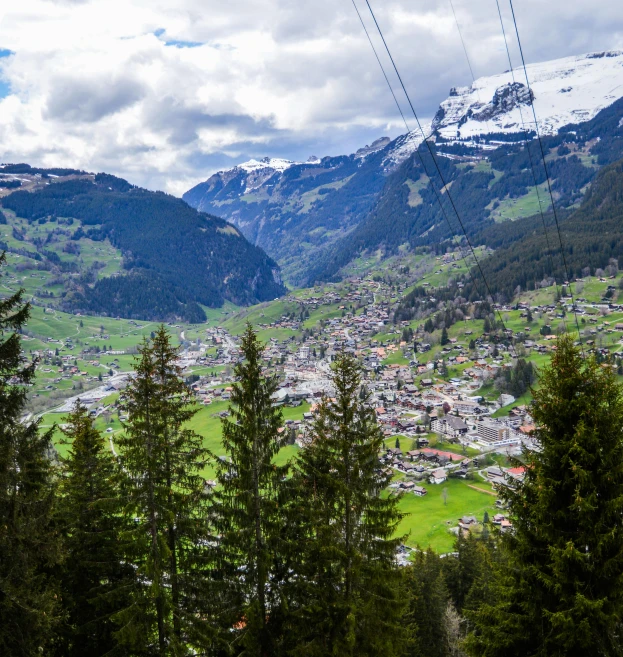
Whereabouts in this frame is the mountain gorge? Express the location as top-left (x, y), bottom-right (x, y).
top-left (183, 138), bottom-right (394, 284)
top-left (184, 50), bottom-right (623, 289)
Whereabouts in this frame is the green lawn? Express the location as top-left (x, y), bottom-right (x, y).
top-left (397, 478), bottom-right (497, 553)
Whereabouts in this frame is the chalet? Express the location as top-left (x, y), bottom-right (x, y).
top-left (413, 486), bottom-right (428, 497)
top-left (458, 516), bottom-right (479, 531)
top-left (431, 415), bottom-right (469, 438)
top-left (429, 468), bottom-right (447, 485)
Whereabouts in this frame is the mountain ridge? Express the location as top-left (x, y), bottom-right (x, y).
top-left (184, 49), bottom-right (623, 286)
top-left (0, 167), bottom-right (286, 322)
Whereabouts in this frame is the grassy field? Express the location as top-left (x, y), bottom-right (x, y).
top-left (397, 478), bottom-right (498, 553)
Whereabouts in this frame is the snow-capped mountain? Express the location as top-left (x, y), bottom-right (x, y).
top-left (382, 50), bottom-right (623, 164)
top-left (184, 50), bottom-right (623, 285)
top-left (435, 51), bottom-right (623, 140)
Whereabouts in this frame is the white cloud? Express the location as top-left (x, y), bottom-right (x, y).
top-left (0, 0), bottom-right (621, 195)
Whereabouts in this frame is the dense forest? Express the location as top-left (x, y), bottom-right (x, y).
top-left (462, 158), bottom-right (623, 300)
top-left (1, 173), bottom-right (285, 320)
top-left (3, 250), bottom-right (623, 655)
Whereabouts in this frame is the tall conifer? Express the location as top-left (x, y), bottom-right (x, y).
top-left (290, 352), bottom-right (406, 656)
top-left (466, 335), bottom-right (623, 657)
top-left (115, 326), bottom-right (211, 655)
top-left (208, 324), bottom-right (288, 655)
top-left (0, 252), bottom-right (63, 655)
top-left (56, 401), bottom-right (133, 656)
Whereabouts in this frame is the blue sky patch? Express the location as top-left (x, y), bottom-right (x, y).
top-left (152, 29), bottom-right (202, 48)
top-left (0, 49), bottom-right (13, 98)
top-left (164, 39), bottom-right (203, 48)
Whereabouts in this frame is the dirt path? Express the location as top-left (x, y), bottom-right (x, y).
top-left (466, 484), bottom-right (497, 496)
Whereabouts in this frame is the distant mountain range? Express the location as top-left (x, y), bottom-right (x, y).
top-left (184, 50), bottom-right (623, 286)
top-left (0, 168), bottom-right (285, 322)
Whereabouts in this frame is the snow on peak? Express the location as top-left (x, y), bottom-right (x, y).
top-left (433, 50), bottom-right (623, 140)
top-left (354, 136), bottom-right (391, 159)
top-left (382, 50), bottom-right (623, 167)
top-left (384, 123), bottom-right (431, 166)
top-left (236, 157), bottom-right (299, 173)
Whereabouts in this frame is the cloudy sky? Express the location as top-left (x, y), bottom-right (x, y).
top-left (0, 0), bottom-right (622, 195)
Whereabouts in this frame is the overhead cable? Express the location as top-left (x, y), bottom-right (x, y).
top-left (363, 0), bottom-right (518, 355)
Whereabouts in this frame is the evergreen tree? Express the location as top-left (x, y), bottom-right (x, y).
top-left (404, 549), bottom-right (448, 657)
top-left (115, 326), bottom-right (211, 655)
top-left (290, 352), bottom-right (406, 656)
top-left (208, 324), bottom-right (289, 655)
top-left (440, 327), bottom-right (449, 346)
top-left (466, 335), bottom-right (623, 657)
top-left (443, 531), bottom-right (493, 615)
top-left (0, 252), bottom-right (63, 655)
top-left (56, 402), bottom-right (133, 657)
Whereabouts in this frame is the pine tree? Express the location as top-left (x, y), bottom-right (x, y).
top-left (440, 327), bottom-right (449, 346)
top-left (404, 549), bottom-right (448, 657)
top-left (443, 531), bottom-right (494, 615)
top-left (115, 326), bottom-right (212, 655)
top-left (0, 252), bottom-right (63, 655)
top-left (56, 402), bottom-right (133, 657)
top-left (290, 352), bottom-right (407, 656)
top-left (207, 324), bottom-right (289, 655)
top-left (466, 335), bottom-right (623, 657)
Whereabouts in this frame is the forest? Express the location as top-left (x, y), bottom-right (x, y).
top-left (0, 173), bottom-right (285, 317)
top-left (462, 159), bottom-right (623, 300)
top-left (3, 248), bottom-right (623, 656)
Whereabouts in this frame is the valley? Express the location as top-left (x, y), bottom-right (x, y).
top-left (6, 49), bottom-right (623, 554)
top-left (21, 241), bottom-right (623, 552)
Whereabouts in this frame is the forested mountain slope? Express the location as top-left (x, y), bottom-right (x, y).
top-left (465, 158), bottom-right (623, 300)
top-left (0, 169), bottom-right (285, 321)
top-left (183, 140), bottom-right (392, 284)
top-left (309, 95), bottom-right (623, 284)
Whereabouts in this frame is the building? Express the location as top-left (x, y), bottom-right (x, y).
top-left (429, 468), bottom-right (447, 485)
top-left (477, 420), bottom-right (510, 443)
top-left (431, 415), bottom-right (469, 439)
top-left (453, 400), bottom-right (484, 415)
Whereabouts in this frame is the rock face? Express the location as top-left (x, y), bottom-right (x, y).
top-left (429, 50), bottom-right (623, 140)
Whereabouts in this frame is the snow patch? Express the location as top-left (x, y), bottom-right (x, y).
top-left (433, 50), bottom-right (623, 141)
top-left (236, 157), bottom-right (299, 174)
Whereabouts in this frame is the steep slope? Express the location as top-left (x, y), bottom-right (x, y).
top-left (0, 168), bottom-right (285, 321)
top-left (461, 158), bottom-right (623, 301)
top-left (183, 140), bottom-right (392, 284)
top-left (431, 50), bottom-right (623, 141)
top-left (309, 92), bottom-right (623, 284)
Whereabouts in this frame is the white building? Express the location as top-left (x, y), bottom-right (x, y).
top-left (477, 420), bottom-right (510, 443)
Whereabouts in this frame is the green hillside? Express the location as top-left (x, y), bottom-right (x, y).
top-left (0, 169), bottom-right (286, 322)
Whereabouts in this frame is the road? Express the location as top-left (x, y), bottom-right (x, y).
top-left (40, 372), bottom-right (131, 416)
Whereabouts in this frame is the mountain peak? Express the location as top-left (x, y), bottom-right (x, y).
top-left (236, 157), bottom-right (299, 173)
top-left (432, 49), bottom-right (623, 141)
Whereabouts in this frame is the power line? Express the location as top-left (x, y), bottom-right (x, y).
top-left (507, 0), bottom-right (584, 347)
top-left (363, 0), bottom-right (518, 355)
top-left (349, 0), bottom-right (409, 133)
top-left (448, 0), bottom-right (477, 85)
top-left (448, 0), bottom-right (495, 138)
top-left (493, 0), bottom-right (566, 328)
top-left (349, 0), bottom-right (493, 315)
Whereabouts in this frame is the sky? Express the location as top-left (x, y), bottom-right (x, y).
top-left (0, 0), bottom-right (622, 196)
